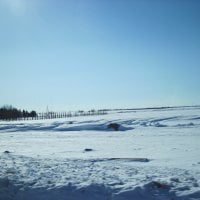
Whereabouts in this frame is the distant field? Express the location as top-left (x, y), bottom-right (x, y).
top-left (0, 106), bottom-right (200, 200)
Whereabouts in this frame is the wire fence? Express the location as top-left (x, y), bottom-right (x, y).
top-left (1, 110), bottom-right (107, 121)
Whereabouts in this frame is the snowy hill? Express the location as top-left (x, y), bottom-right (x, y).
top-left (0, 106), bottom-right (200, 200)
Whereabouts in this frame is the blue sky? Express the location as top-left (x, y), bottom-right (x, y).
top-left (0, 0), bottom-right (200, 111)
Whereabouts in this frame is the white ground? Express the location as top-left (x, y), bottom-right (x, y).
top-left (0, 106), bottom-right (200, 200)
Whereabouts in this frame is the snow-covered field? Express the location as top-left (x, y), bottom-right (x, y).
top-left (0, 106), bottom-right (200, 200)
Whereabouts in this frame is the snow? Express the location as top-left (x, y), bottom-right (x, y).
top-left (0, 106), bottom-right (200, 200)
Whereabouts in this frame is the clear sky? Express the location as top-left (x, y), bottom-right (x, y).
top-left (0, 0), bottom-right (200, 112)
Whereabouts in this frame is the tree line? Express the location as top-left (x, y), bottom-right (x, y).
top-left (0, 106), bottom-right (107, 121)
top-left (0, 105), bottom-right (37, 120)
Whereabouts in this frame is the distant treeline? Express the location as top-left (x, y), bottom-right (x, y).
top-left (0, 105), bottom-right (37, 120)
top-left (0, 106), bottom-right (107, 121)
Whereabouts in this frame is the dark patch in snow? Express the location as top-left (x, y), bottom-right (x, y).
top-left (152, 181), bottom-right (170, 189)
top-left (175, 122), bottom-right (194, 127)
top-left (3, 151), bottom-right (10, 154)
top-left (89, 158), bottom-right (150, 163)
top-left (84, 148), bottom-right (93, 152)
top-left (107, 123), bottom-right (120, 131)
